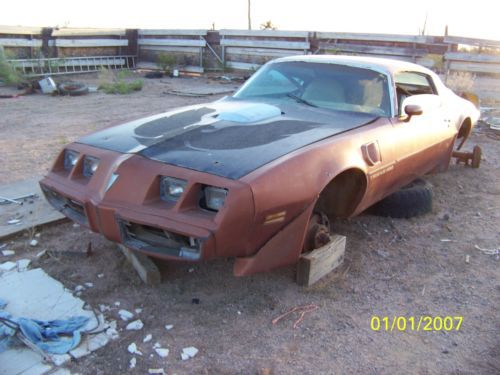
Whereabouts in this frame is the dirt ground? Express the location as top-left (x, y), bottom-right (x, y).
top-left (0, 72), bottom-right (499, 374)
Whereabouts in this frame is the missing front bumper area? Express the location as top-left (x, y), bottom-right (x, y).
top-left (41, 185), bottom-right (88, 225)
top-left (119, 220), bottom-right (202, 260)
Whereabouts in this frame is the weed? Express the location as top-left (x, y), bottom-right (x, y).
top-left (446, 71), bottom-right (475, 93)
top-left (98, 67), bottom-right (143, 95)
top-left (0, 46), bottom-right (24, 85)
top-left (156, 53), bottom-right (177, 74)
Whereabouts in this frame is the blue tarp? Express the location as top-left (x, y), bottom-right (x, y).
top-left (0, 297), bottom-right (89, 354)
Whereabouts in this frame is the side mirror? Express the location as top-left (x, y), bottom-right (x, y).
top-left (403, 104), bottom-right (423, 121)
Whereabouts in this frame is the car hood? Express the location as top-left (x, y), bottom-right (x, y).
top-left (78, 98), bottom-right (378, 179)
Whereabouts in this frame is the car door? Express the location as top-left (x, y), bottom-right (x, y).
top-left (389, 71), bottom-right (453, 186)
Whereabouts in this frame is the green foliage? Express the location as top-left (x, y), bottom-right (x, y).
top-left (0, 47), bottom-right (24, 85)
top-left (423, 54), bottom-right (444, 72)
top-left (98, 67), bottom-right (143, 95)
top-left (156, 53), bottom-right (177, 73)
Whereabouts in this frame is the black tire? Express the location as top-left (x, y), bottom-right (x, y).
top-left (58, 82), bottom-right (89, 96)
top-left (145, 71), bottom-right (163, 79)
top-left (369, 178), bottom-right (433, 218)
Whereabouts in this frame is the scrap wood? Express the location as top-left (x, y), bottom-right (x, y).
top-left (272, 304), bottom-right (319, 328)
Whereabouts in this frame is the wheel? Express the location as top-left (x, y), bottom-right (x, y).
top-left (58, 82), bottom-right (89, 96)
top-left (369, 178), bottom-right (433, 219)
top-left (471, 146), bottom-right (481, 168)
top-left (303, 211), bottom-right (331, 252)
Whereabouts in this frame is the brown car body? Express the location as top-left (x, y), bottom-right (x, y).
top-left (40, 56), bottom-right (480, 275)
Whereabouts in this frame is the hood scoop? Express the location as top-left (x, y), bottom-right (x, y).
top-left (216, 103), bottom-right (281, 123)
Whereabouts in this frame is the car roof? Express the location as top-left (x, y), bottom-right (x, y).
top-left (272, 54), bottom-right (433, 76)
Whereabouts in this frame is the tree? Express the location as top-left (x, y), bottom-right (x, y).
top-left (260, 20), bottom-right (277, 30)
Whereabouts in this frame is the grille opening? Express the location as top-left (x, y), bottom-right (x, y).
top-left (41, 186), bottom-right (88, 225)
top-left (120, 221), bottom-right (201, 260)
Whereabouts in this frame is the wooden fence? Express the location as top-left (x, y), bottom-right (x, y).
top-left (1, 26), bottom-right (499, 76)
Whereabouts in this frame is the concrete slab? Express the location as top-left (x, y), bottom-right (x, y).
top-left (0, 177), bottom-right (65, 240)
top-left (0, 268), bottom-right (107, 374)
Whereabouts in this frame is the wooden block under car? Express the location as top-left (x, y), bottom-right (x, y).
top-left (118, 244), bottom-right (161, 285)
top-left (296, 234), bottom-right (346, 286)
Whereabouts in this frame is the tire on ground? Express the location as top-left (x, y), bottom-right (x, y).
top-left (58, 82), bottom-right (89, 96)
top-left (369, 178), bottom-right (433, 219)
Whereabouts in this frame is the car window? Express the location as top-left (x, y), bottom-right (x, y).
top-left (234, 61), bottom-right (391, 117)
top-left (395, 71), bottom-right (437, 115)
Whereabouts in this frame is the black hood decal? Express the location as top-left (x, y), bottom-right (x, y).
top-left (78, 99), bottom-right (377, 179)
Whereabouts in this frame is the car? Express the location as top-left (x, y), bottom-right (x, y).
top-left (40, 55), bottom-right (480, 276)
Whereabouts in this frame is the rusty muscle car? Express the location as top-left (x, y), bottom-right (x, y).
top-left (40, 55), bottom-right (480, 276)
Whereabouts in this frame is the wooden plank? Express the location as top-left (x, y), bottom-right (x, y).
top-left (445, 52), bottom-right (500, 64)
top-left (221, 38), bottom-right (309, 50)
top-left (0, 25), bottom-right (42, 35)
top-left (226, 46), bottom-right (304, 58)
top-left (226, 61), bottom-right (262, 70)
top-left (220, 29), bottom-right (309, 38)
top-left (139, 29), bottom-right (207, 36)
top-left (320, 42), bottom-right (425, 57)
top-left (55, 39), bottom-right (128, 47)
top-left (444, 35), bottom-right (500, 49)
top-left (0, 38), bottom-right (42, 47)
top-left (296, 234), bottom-right (346, 287)
top-left (140, 45), bottom-right (200, 54)
top-left (448, 61), bottom-right (500, 74)
top-left (317, 32), bottom-right (429, 44)
top-left (138, 38), bottom-right (205, 47)
top-left (118, 244), bottom-right (161, 285)
top-left (136, 61), bottom-right (204, 73)
top-left (0, 177), bottom-right (66, 240)
top-left (52, 28), bottom-right (126, 37)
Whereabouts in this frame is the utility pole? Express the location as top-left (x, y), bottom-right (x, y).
top-left (248, 0), bottom-right (252, 30)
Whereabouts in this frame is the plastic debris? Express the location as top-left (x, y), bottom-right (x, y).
top-left (126, 320), bottom-right (144, 331)
top-left (153, 342), bottom-right (161, 349)
top-left (74, 285), bottom-right (84, 292)
top-left (7, 219), bottom-right (21, 225)
top-left (97, 273), bottom-right (104, 278)
top-left (29, 239), bottom-right (38, 247)
top-left (135, 308), bottom-right (143, 314)
top-left (35, 250), bottom-right (47, 259)
top-left (2, 250), bottom-right (15, 256)
top-left (84, 282), bottom-right (94, 288)
top-left (118, 309), bottom-right (134, 321)
top-left (465, 255), bottom-right (470, 263)
top-left (114, 301), bottom-right (121, 306)
top-left (127, 342), bottom-right (142, 355)
top-left (181, 346), bottom-right (198, 360)
top-left (99, 304), bottom-right (110, 313)
top-left (143, 334), bottom-right (152, 343)
top-left (148, 369), bottom-right (165, 374)
top-left (164, 324), bottom-right (173, 331)
top-left (129, 357), bottom-right (137, 369)
top-left (474, 244), bottom-right (500, 256)
top-left (155, 348), bottom-right (169, 358)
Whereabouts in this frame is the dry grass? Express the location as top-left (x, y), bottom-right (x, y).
top-left (446, 71), bottom-right (475, 93)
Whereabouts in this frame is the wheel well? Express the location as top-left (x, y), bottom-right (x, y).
top-left (458, 118), bottom-right (472, 139)
top-left (314, 169), bottom-right (367, 219)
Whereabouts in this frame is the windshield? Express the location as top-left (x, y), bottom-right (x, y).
top-left (234, 61), bottom-right (390, 117)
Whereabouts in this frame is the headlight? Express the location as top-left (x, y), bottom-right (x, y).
top-left (83, 156), bottom-right (100, 177)
top-left (203, 186), bottom-right (228, 212)
top-left (64, 149), bottom-right (79, 171)
top-left (160, 176), bottom-right (187, 202)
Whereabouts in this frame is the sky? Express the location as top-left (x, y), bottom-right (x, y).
top-left (1, 0), bottom-right (498, 40)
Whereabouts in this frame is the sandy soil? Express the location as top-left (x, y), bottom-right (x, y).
top-left (0, 72), bottom-right (499, 374)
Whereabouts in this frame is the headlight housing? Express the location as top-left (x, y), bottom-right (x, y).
top-left (202, 186), bottom-right (228, 212)
top-left (83, 156), bottom-right (100, 177)
top-left (63, 149), bottom-right (79, 171)
top-left (160, 176), bottom-right (187, 202)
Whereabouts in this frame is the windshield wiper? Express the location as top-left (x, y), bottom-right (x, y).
top-left (286, 93), bottom-right (317, 108)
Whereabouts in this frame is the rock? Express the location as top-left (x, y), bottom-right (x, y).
top-left (99, 304), bottom-right (110, 312)
top-left (97, 273), bottom-right (104, 278)
top-left (135, 308), bottom-right (143, 314)
top-left (129, 357), bottom-right (137, 369)
top-left (52, 354), bottom-right (71, 366)
top-left (7, 219), bottom-right (21, 225)
top-left (29, 239), bottom-right (38, 247)
top-left (119, 309), bottom-right (134, 321)
top-left (155, 348), bottom-right (169, 358)
top-left (106, 327), bottom-right (119, 339)
top-left (127, 343), bottom-right (142, 355)
top-left (143, 334), bottom-right (152, 343)
top-left (148, 370), bottom-right (165, 375)
top-left (1, 250), bottom-right (15, 256)
top-left (126, 319), bottom-right (144, 330)
top-left (164, 324), bottom-right (173, 331)
top-left (17, 259), bottom-right (31, 272)
top-left (35, 233), bottom-right (41, 238)
top-left (84, 282), bottom-right (94, 288)
top-left (114, 301), bottom-right (121, 306)
top-left (88, 333), bottom-right (109, 351)
top-left (153, 342), bottom-right (161, 349)
top-left (181, 346), bottom-right (198, 360)
top-left (375, 249), bottom-right (390, 258)
top-left (0, 261), bottom-right (17, 272)
top-left (74, 285), bottom-right (85, 292)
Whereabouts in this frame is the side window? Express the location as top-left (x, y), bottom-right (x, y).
top-left (395, 72), bottom-right (436, 114)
